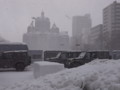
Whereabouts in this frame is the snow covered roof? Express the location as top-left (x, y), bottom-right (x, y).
top-left (3, 50), bottom-right (28, 53)
top-left (0, 41), bottom-right (26, 45)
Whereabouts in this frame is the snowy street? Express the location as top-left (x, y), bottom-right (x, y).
top-left (0, 61), bottom-right (65, 89)
top-left (0, 68), bottom-right (34, 88)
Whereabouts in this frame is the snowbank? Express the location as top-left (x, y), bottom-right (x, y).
top-left (33, 61), bottom-right (64, 78)
top-left (2, 59), bottom-right (120, 90)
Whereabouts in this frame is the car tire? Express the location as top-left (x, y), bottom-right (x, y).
top-left (15, 63), bottom-right (25, 71)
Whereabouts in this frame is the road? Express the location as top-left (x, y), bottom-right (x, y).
top-left (0, 68), bottom-right (34, 88)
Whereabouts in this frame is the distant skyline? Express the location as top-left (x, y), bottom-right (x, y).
top-left (0, 0), bottom-right (117, 42)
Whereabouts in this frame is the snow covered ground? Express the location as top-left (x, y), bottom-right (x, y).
top-left (1, 59), bottom-right (120, 90)
top-left (0, 68), bottom-right (34, 89)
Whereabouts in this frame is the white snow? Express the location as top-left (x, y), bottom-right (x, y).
top-left (33, 61), bottom-right (64, 78)
top-left (0, 69), bottom-right (34, 89)
top-left (1, 59), bottom-right (120, 90)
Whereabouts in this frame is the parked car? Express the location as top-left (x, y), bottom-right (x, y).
top-left (110, 50), bottom-right (120, 60)
top-left (44, 51), bottom-right (68, 65)
top-left (0, 50), bottom-right (31, 71)
top-left (65, 51), bottom-right (111, 68)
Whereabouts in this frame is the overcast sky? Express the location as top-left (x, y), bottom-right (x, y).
top-left (0, 0), bottom-right (117, 42)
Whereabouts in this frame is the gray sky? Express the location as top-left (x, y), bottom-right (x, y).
top-left (0, 0), bottom-right (117, 42)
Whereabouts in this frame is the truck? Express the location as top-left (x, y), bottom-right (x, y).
top-left (0, 50), bottom-right (31, 71)
top-left (65, 51), bottom-right (111, 68)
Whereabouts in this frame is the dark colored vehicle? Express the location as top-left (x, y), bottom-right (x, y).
top-left (0, 43), bottom-right (28, 52)
top-left (44, 51), bottom-right (68, 65)
top-left (110, 50), bottom-right (120, 60)
top-left (64, 51), bottom-right (81, 67)
top-left (65, 51), bottom-right (111, 68)
top-left (93, 51), bottom-right (111, 59)
top-left (0, 50), bottom-right (31, 71)
top-left (44, 51), bottom-right (63, 60)
top-left (67, 51), bottom-right (82, 58)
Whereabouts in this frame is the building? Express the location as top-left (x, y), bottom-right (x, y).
top-left (32, 11), bottom-right (50, 32)
top-left (23, 12), bottom-right (70, 51)
top-left (89, 24), bottom-right (104, 50)
top-left (23, 32), bottom-right (69, 51)
top-left (72, 14), bottom-right (92, 50)
top-left (103, 1), bottom-right (120, 50)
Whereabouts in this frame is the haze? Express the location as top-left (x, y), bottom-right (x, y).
top-left (0, 0), bottom-right (116, 42)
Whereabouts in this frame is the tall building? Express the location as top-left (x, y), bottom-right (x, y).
top-left (72, 14), bottom-right (92, 50)
top-left (32, 11), bottom-right (50, 32)
top-left (89, 24), bottom-right (104, 50)
top-left (103, 1), bottom-right (120, 50)
top-left (23, 12), bottom-right (70, 51)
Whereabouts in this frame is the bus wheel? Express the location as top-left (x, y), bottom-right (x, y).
top-left (15, 63), bottom-right (25, 71)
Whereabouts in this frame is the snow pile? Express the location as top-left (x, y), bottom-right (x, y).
top-left (33, 61), bottom-right (64, 78)
top-left (2, 59), bottom-right (120, 90)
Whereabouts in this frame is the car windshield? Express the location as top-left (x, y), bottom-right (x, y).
top-left (75, 52), bottom-right (86, 59)
top-left (55, 52), bottom-right (61, 58)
